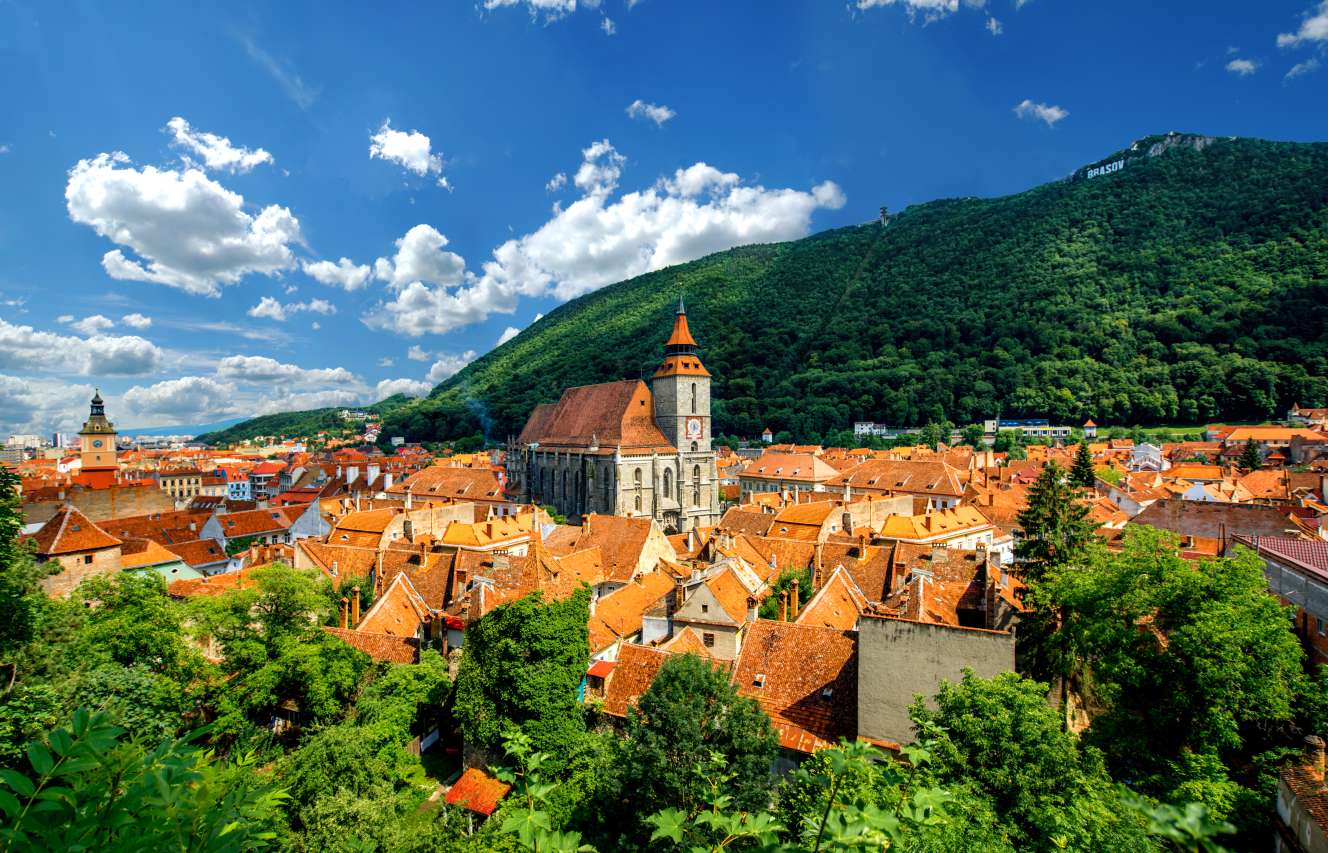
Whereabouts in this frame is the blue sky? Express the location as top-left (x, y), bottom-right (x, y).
top-left (1, 0), bottom-right (1326, 434)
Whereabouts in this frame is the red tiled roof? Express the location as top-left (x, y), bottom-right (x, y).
top-left (26, 506), bottom-right (121, 555)
top-left (1232, 534), bottom-right (1328, 580)
top-left (323, 627), bottom-right (418, 663)
top-left (587, 659), bottom-right (616, 678)
top-left (516, 380), bottom-right (675, 453)
top-left (602, 643), bottom-right (671, 718)
top-left (163, 538), bottom-right (229, 568)
top-left (732, 620), bottom-right (857, 754)
top-left (445, 768), bottom-right (510, 816)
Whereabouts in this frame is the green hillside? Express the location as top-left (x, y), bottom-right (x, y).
top-left (234, 133), bottom-right (1328, 446)
top-left (195, 395), bottom-right (410, 446)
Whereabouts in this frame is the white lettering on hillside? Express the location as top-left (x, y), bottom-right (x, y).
top-left (1087, 160), bottom-right (1125, 179)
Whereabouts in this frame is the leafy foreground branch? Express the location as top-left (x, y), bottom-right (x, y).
top-left (0, 708), bottom-right (286, 852)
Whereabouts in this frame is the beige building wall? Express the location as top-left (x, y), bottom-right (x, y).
top-left (40, 547), bottom-right (123, 598)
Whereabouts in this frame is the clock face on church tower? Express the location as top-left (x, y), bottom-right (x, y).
top-left (685, 417), bottom-right (703, 439)
top-left (92, 439), bottom-right (103, 448)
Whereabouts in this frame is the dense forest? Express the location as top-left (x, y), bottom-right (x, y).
top-left (354, 133), bottom-right (1328, 446)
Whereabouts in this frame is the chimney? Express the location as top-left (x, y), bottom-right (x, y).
top-left (814, 543), bottom-right (824, 588)
top-left (347, 465), bottom-right (360, 485)
top-left (790, 578), bottom-right (800, 619)
top-left (405, 486), bottom-right (413, 511)
top-left (339, 597), bottom-right (349, 629)
top-left (403, 518), bottom-right (415, 542)
top-left (350, 587), bottom-right (361, 627)
top-left (841, 511), bottom-right (852, 533)
top-left (1307, 735), bottom-right (1326, 782)
top-left (779, 590), bottom-right (789, 622)
top-left (858, 531), bottom-right (868, 556)
top-left (746, 596), bottom-right (758, 624)
top-left (931, 543), bottom-right (947, 563)
top-left (686, 527), bottom-right (696, 552)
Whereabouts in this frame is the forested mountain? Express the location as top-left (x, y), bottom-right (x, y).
top-left (247, 133), bottom-right (1328, 446)
top-left (195, 395), bottom-right (409, 446)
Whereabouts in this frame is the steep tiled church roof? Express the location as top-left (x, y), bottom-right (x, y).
top-left (518, 379), bottom-right (674, 453)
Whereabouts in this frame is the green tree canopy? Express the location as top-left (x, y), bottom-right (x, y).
top-left (910, 671), bottom-right (1156, 851)
top-left (617, 653), bottom-right (778, 825)
top-left (454, 587), bottom-right (591, 762)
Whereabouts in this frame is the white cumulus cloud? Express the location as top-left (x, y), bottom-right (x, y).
top-left (1226, 58), bottom-right (1259, 75)
top-left (986, 16), bottom-right (1002, 35)
top-left (216, 355), bottom-right (356, 385)
top-left (601, 16), bottom-right (616, 35)
top-left (0, 318), bottom-right (164, 376)
top-left (165, 117), bottom-right (273, 173)
top-left (1278, 1), bottom-right (1328, 47)
top-left (0, 374), bottom-right (96, 434)
top-left (65, 315), bottom-right (115, 336)
top-left (369, 120), bottom-right (450, 189)
top-left (407, 345), bottom-right (431, 362)
top-left (546, 172), bottom-right (567, 193)
top-left (121, 313), bottom-right (153, 329)
top-left (497, 326), bottom-right (521, 346)
top-left (373, 224), bottom-right (466, 290)
top-left (247, 296), bottom-right (337, 322)
top-left (626, 99), bottom-right (676, 126)
top-left (427, 351), bottom-right (478, 384)
top-left (303, 257), bottom-right (372, 290)
top-left (1013, 99), bottom-right (1068, 126)
top-left (375, 377), bottom-right (432, 400)
top-left (123, 376), bottom-right (237, 421)
top-left (66, 152), bottom-right (302, 296)
top-left (364, 140), bottom-right (845, 336)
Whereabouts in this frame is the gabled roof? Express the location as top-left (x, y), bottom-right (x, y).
top-left (119, 539), bottom-right (184, 569)
top-left (588, 570), bottom-right (675, 652)
top-left (601, 643), bottom-right (671, 718)
top-left (162, 538), bottom-right (229, 568)
top-left (716, 507), bottom-right (775, 538)
top-left (740, 452), bottom-right (839, 483)
top-left (323, 626), bottom-right (418, 663)
top-left (214, 507), bottom-right (293, 538)
top-left (445, 768), bottom-right (511, 816)
top-left (27, 505), bottom-right (120, 555)
top-left (387, 466), bottom-right (505, 502)
top-left (167, 565), bottom-right (261, 597)
top-left (553, 514), bottom-right (671, 583)
top-left (827, 459), bottom-right (964, 498)
top-left (357, 572), bottom-right (431, 637)
top-left (794, 566), bottom-right (868, 631)
top-left (732, 620), bottom-right (858, 753)
top-left (516, 379), bottom-right (675, 453)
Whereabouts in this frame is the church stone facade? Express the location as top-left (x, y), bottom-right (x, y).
top-left (507, 302), bottom-right (721, 533)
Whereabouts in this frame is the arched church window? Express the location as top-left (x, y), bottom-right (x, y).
top-left (634, 468), bottom-right (642, 486)
top-left (634, 494), bottom-right (642, 513)
top-left (663, 469), bottom-right (673, 499)
top-left (690, 382), bottom-right (697, 414)
top-left (690, 441), bottom-right (698, 452)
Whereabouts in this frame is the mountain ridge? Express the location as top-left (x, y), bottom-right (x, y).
top-left (204, 132), bottom-right (1328, 447)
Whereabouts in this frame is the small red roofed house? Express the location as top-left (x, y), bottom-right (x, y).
top-left (24, 505), bottom-right (123, 597)
top-left (445, 767), bottom-right (511, 819)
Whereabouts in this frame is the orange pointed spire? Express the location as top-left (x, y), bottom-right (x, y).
top-left (664, 296), bottom-right (698, 350)
top-left (655, 297), bottom-right (709, 378)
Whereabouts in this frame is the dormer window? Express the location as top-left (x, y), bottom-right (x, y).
top-left (753, 673), bottom-right (766, 688)
top-left (821, 687), bottom-right (834, 700)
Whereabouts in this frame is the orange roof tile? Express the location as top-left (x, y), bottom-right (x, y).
top-left (794, 566), bottom-right (867, 631)
top-left (323, 626), bottom-right (417, 663)
top-left (733, 620), bottom-right (857, 753)
top-left (588, 570), bottom-right (675, 652)
top-left (445, 768), bottom-right (511, 816)
top-left (517, 380), bottom-right (675, 453)
top-left (26, 506), bottom-right (121, 555)
top-left (602, 643), bottom-right (671, 718)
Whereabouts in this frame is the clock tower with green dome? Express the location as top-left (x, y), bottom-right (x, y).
top-left (78, 389), bottom-right (119, 489)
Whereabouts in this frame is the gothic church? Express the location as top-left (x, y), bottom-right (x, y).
top-left (507, 301), bottom-right (720, 533)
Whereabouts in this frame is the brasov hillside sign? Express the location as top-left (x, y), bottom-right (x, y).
top-left (1087, 159), bottom-right (1125, 179)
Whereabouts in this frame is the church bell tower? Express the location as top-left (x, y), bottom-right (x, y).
top-left (78, 389), bottom-right (119, 489)
top-left (652, 298), bottom-right (711, 453)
